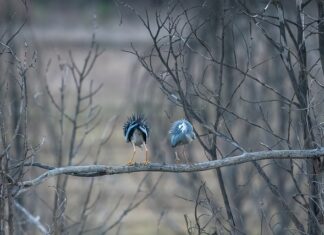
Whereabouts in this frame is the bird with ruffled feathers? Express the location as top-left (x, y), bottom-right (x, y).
top-left (123, 114), bottom-right (150, 165)
top-left (169, 119), bottom-right (196, 163)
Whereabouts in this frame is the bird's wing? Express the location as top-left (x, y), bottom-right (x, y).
top-left (139, 125), bottom-right (148, 142)
top-left (124, 123), bottom-right (138, 142)
top-left (183, 120), bottom-right (193, 133)
top-left (137, 114), bottom-right (149, 142)
top-left (170, 132), bottom-right (185, 147)
top-left (123, 114), bottom-right (137, 141)
top-left (169, 120), bottom-right (183, 147)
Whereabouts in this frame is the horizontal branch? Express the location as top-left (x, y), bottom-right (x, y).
top-left (19, 148), bottom-right (324, 192)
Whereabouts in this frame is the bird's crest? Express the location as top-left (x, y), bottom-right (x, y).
top-left (123, 113), bottom-right (149, 142)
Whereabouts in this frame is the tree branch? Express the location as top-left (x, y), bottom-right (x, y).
top-left (18, 148), bottom-right (324, 193)
top-left (14, 200), bottom-right (49, 234)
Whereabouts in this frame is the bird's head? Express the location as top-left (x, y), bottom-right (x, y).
top-left (186, 131), bottom-right (196, 142)
top-left (192, 132), bottom-right (196, 140)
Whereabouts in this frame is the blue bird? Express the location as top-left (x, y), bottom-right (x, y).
top-left (169, 119), bottom-right (196, 162)
top-left (123, 114), bottom-right (150, 165)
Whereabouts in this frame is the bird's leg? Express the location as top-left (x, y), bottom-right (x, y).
top-left (127, 143), bottom-right (136, 165)
top-left (183, 146), bottom-right (189, 164)
top-left (175, 150), bottom-right (180, 163)
top-left (142, 142), bottom-right (150, 165)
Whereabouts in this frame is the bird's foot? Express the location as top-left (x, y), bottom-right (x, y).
top-left (127, 160), bottom-right (135, 166)
top-left (143, 160), bottom-right (150, 165)
top-left (175, 158), bottom-right (181, 164)
top-left (184, 157), bottom-right (190, 165)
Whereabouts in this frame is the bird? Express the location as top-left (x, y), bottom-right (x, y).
top-left (123, 114), bottom-right (150, 165)
top-left (169, 119), bottom-right (196, 163)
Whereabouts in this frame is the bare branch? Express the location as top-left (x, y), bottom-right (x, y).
top-left (17, 148), bottom-right (324, 193)
top-left (14, 200), bottom-right (49, 234)
top-left (253, 161), bottom-right (305, 233)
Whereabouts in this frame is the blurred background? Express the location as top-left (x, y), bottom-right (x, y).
top-left (1, 1), bottom-right (205, 234)
top-left (1, 0), bottom-right (324, 234)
